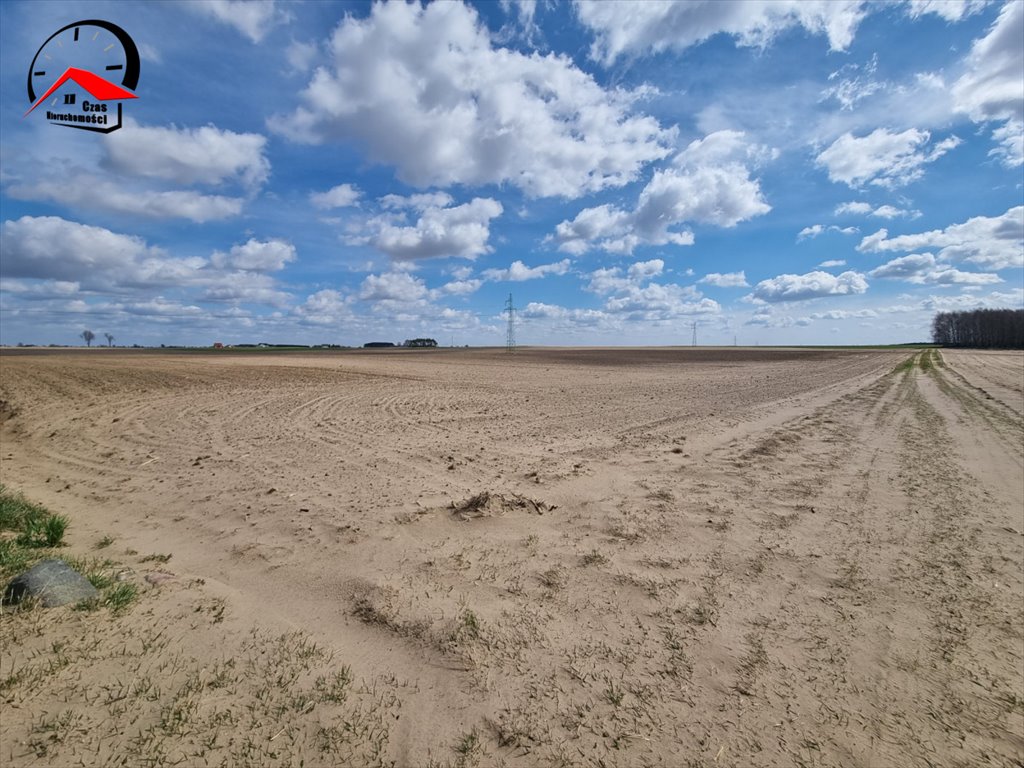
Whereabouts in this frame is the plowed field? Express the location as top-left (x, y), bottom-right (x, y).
top-left (1, 347), bottom-right (1021, 767)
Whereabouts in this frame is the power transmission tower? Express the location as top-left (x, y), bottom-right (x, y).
top-left (691, 321), bottom-right (697, 347)
top-left (505, 293), bottom-right (516, 353)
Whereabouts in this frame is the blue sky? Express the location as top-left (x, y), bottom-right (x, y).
top-left (1, 0), bottom-right (1021, 347)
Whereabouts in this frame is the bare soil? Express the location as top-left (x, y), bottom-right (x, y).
top-left (1, 347), bottom-right (1021, 767)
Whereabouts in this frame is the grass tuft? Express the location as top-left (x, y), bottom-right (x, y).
top-left (455, 728), bottom-right (480, 756)
top-left (538, 567), bottom-right (566, 591)
top-left (0, 486), bottom-right (78, 585)
top-left (580, 549), bottom-right (609, 566)
top-left (105, 583), bottom-right (139, 614)
top-left (0, 539), bottom-right (35, 575)
top-left (893, 355), bottom-right (916, 374)
top-left (87, 571), bottom-right (116, 590)
top-left (74, 596), bottom-right (102, 612)
top-left (919, 349), bottom-right (935, 372)
top-left (461, 609), bottom-right (480, 639)
top-left (314, 666), bottom-right (353, 703)
top-left (1, 485), bottom-right (69, 549)
top-left (603, 678), bottom-right (625, 707)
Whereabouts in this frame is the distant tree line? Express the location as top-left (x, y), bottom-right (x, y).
top-left (931, 309), bottom-right (1024, 348)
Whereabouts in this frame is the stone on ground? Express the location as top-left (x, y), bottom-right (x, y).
top-left (3, 559), bottom-right (99, 607)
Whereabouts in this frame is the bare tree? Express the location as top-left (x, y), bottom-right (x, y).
top-left (104, 333), bottom-right (114, 348)
top-left (81, 329), bottom-right (95, 347)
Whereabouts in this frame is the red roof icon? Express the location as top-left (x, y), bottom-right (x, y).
top-left (25, 66), bottom-right (137, 116)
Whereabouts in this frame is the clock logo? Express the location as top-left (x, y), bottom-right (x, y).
top-left (25, 19), bottom-right (140, 134)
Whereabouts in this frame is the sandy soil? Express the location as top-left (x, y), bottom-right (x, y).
top-left (1, 347), bottom-right (1021, 767)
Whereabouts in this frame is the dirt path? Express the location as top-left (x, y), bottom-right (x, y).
top-left (1, 348), bottom-right (1021, 766)
top-left (678, 349), bottom-right (1024, 767)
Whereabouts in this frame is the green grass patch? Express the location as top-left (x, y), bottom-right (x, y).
top-left (59, 554), bottom-right (114, 583)
top-left (16, 513), bottom-right (69, 548)
top-left (893, 354), bottom-right (917, 374)
top-left (74, 596), bottom-right (102, 612)
top-left (0, 485), bottom-right (134, 617)
top-left (919, 348), bottom-right (936, 372)
top-left (104, 582), bottom-right (139, 614)
top-left (1, 484), bottom-right (68, 549)
top-left (0, 539), bottom-right (35, 575)
top-left (1, 485), bottom-right (69, 583)
top-left (460, 609), bottom-right (480, 639)
top-left (918, 348), bottom-right (944, 371)
top-left (87, 571), bottom-right (116, 590)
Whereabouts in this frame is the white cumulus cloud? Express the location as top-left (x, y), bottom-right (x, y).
top-left (873, 205), bottom-right (919, 219)
top-left (187, 0), bottom-right (286, 43)
top-left (816, 128), bottom-right (961, 188)
top-left (922, 267), bottom-right (1002, 285)
top-left (798, 224), bottom-right (859, 240)
top-left (857, 206), bottom-right (1024, 270)
top-left (352, 197), bottom-right (503, 261)
top-left (870, 253), bottom-right (1006, 284)
top-left (920, 289), bottom-right (1024, 313)
top-left (7, 121), bottom-right (270, 223)
top-left (359, 271), bottom-right (429, 303)
top-left (482, 259), bottom-right (571, 282)
top-left (552, 130), bottom-right (772, 255)
top-left (952, 5), bottom-right (1022, 123)
top-left (988, 121), bottom-right (1024, 168)
top-left (810, 309), bottom-right (879, 320)
top-left (201, 271), bottom-right (292, 307)
top-left (310, 184), bottom-right (361, 209)
top-left (277, 1), bottom-right (672, 199)
top-left (629, 259), bottom-right (665, 280)
top-left (0, 216), bottom-right (296, 309)
top-left (583, 260), bottom-right (718, 320)
top-left (437, 279), bottom-right (482, 296)
top-left (379, 192), bottom-right (455, 212)
top-left (835, 201), bottom-right (873, 215)
top-left (210, 239), bottom-right (296, 272)
top-left (835, 201), bottom-right (921, 218)
top-left (1, 214), bottom-right (165, 286)
top-left (551, 204), bottom-right (640, 256)
top-left (6, 176), bottom-right (245, 223)
top-left (295, 289), bottom-right (352, 326)
top-left (105, 122), bottom-right (270, 188)
top-left (749, 270), bottom-right (869, 302)
top-left (905, 0), bottom-right (991, 22)
top-left (952, 1), bottom-right (1024, 167)
top-left (868, 252), bottom-right (937, 279)
top-left (700, 271), bottom-right (749, 287)
top-left (519, 302), bottom-right (610, 327)
top-left (576, 0), bottom-right (868, 64)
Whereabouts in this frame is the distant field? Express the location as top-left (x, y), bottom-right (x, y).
top-left (1, 347), bottom-right (1021, 767)
top-left (0, 342), bottom-right (935, 356)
